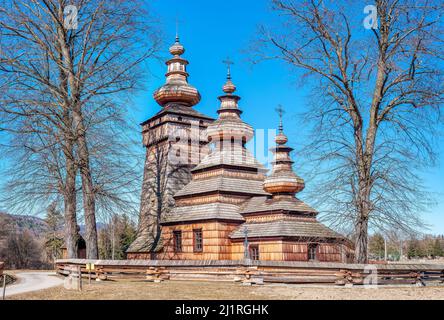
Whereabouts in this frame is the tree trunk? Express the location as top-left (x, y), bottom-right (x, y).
top-left (55, 4), bottom-right (98, 259)
top-left (73, 109), bottom-right (99, 259)
top-left (354, 175), bottom-right (372, 263)
top-left (64, 151), bottom-right (78, 258)
top-left (354, 215), bottom-right (369, 263)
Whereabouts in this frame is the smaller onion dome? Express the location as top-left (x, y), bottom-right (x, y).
top-left (206, 62), bottom-right (254, 142)
top-left (169, 36), bottom-right (185, 56)
top-left (275, 132), bottom-right (288, 145)
top-left (263, 109), bottom-right (305, 196)
top-left (222, 79), bottom-right (236, 94)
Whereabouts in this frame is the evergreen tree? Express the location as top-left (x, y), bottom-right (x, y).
top-left (431, 239), bottom-right (444, 258)
top-left (44, 203), bottom-right (64, 262)
top-left (407, 238), bottom-right (425, 258)
top-left (119, 214), bottom-right (137, 255)
top-left (98, 214), bottom-right (136, 259)
top-left (369, 234), bottom-right (385, 259)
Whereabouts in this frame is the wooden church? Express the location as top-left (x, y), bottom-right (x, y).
top-left (127, 36), bottom-right (353, 262)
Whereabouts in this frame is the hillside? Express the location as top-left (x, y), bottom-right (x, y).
top-left (0, 212), bottom-right (105, 240)
top-left (0, 212), bottom-right (48, 238)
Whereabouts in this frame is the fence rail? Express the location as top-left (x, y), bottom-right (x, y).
top-left (55, 259), bottom-right (444, 286)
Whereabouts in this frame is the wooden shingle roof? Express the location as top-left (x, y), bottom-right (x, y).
top-left (241, 196), bottom-right (317, 215)
top-left (229, 220), bottom-right (344, 240)
top-left (174, 176), bottom-right (270, 198)
top-left (192, 148), bottom-right (267, 172)
top-left (126, 231), bottom-right (163, 253)
top-left (162, 203), bottom-right (244, 223)
top-left (141, 103), bottom-right (213, 125)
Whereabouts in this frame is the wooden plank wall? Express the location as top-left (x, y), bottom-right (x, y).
top-left (232, 241), bottom-right (345, 262)
top-left (232, 241), bottom-right (284, 261)
top-left (282, 242), bottom-right (307, 261)
top-left (161, 222), bottom-right (239, 260)
top-left (159, 228), bottom-right (348, 263)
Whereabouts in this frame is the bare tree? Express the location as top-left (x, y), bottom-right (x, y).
top-left (0, 0), bottom-right (159, 258)
top-left (132, 141), bottom-right (191, 257)
top-left (254, 0), bottom-right (444, 262)
top-left (1, 229), bottom-right (42, 269)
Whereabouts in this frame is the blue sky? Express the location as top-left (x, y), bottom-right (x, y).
top-left (130, 0), bottom-right (444, 234)
top-left (0, 1), bottom-right (441, 235)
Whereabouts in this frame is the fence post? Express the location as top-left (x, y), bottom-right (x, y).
top-left (2, 275), bottom-right (6, 300)
top-left (78, 265), bottom-right (82, 291)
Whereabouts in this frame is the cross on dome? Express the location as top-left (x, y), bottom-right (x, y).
top-left (275, 104), bottom-right (285, 133)
top-left (222, 57), bottom-right (234, 80)
top-left (221, 57), bottom-right (236, 94)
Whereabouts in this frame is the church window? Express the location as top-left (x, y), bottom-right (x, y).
top-left (308, 244), bottom-right (318, 261)
top-left (249, 245), bottom-right (259, 260)
top-left (193, 228), bottom-right (203, 252)
top-left (173, 231), bottom-right (182, 253)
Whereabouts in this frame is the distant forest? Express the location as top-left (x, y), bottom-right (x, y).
top-left (368, 233), bottom-right (444, 261)
top-left (0, 208), bottom-right (136, 269)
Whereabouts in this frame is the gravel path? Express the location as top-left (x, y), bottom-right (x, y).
top-left (4, 272), bottom-right (63, 297)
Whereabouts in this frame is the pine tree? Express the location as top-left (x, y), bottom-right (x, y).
top-left (119, 214), bottom-right (137, 256)
top-left (98, 214), bottom-right (136, 259)
top-left (407, 238), bottom-right (425, 259)
top-left (369, 234), bottom-right (385, 260)
top-left (432, 239), bottom-right (444, 258)
top-left (44, 203), bottom-right (64, 263)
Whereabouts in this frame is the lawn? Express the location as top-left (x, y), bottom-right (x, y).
top-left (7, 279), bottom-right (444, 300)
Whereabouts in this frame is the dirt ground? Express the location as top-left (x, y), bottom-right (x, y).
top-left (7, 279), bottom-right (444, 300)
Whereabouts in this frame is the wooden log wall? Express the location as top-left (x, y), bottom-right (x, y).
top-left (55, 259), bottom-right (444, 286)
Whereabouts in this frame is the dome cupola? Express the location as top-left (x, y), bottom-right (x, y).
top-left (153, 35), bottom-right (201, 107)
top-left (263, 106), bottom-right (305, 196)
top-left (206, 59), bottom-right (254, 142)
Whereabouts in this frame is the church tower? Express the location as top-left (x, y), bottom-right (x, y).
top-left (127, 36), bottom-right (214, 259)
top-left (159, 66), bottom-right (268, 260)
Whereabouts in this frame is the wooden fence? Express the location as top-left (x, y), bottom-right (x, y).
top-left (56, 259), bottom-right (444, 286)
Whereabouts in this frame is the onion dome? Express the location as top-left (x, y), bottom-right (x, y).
top-left (206, 62), bottom-right (254, 142)
top-left (153, 35), bottom-right (201, 107)
top-left (263, 110), bottom-right (305, 195)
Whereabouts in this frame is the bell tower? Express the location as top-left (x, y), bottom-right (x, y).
top-left (127, 36), bottom-right (213, 258)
